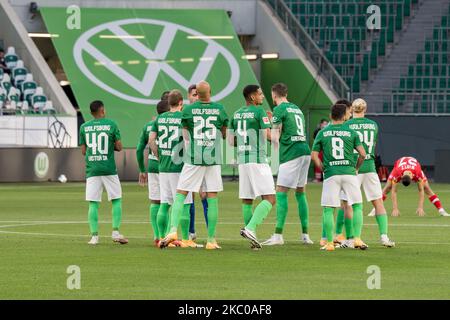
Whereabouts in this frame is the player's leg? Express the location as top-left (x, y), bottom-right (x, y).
top-left (241, 163), bottom-right (276, 249)
top-left (238, 164), bottom-right (254, 226)
top-left (334, 197), bottom-right (346, 245)
top-left (148, 173), bottom-right (161, 246)
top-left (200, 187), bottom-right (209, 226)
top-left (320, 176), bottom-right (341, 251)
top-left (203, 165), bottom-right (224, 249)
top-left (295, 155), bottom-right (313, 244)
top-left (423, 181), bottom-right (449, 216)
top-left (362, 173), bottom-right (395, 246)
top-left (86, 176), bottom-right (102, 244)
top-left (336, 201), bottom-right (355, 249)
top-left (103, 175), bottom-right (127, 244)
top-left (160, 164), bottom-right (204, 248)
top-left (263, 158), bottom-right (299, 244)
top-left (189, 194), bottom-right (196, 239)
top-left (342, 175), bottom-right (366, 249)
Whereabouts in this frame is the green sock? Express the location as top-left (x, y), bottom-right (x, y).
top-left (335, 208), bottom-right (345, 235)
top-left (180, 204), bottom-right (191, 241)
top-left (150, 204), bottom-right (160, 239)
top-left (207, 197), bottom-right (218, 242)
top-left (165, 206), bottom-right (172, 236)
top-left (169, 194), bottom-right (186, 233)
top-left (352, 203), bottom-right (363, 238)
top-left (111, 198), bottom-right (122, 230)
top-left (321, 214), bottom-right (326, 239)
top-left (322, 207), bottom-right (335, 242)
top-left (242, 203), bottom-right (253, 226)
top-left (157, 203), bottom-right (170, 238)
top-left (246, 200), bottom-right (273, 232)
top-left (295, 192), bottom-right (309, 234)
top-left (375, 213), bottom-right (388, 235)
top-left (88, 201), bottom-right (99, 236)
top-left (344, 217), bottom-right (354, 239)
top-left (275, 191), bottom-right (288, 234)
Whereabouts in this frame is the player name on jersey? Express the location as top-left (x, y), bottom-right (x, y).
top-left (192, 108), bottom-right (220, 115)
top-left (348, 123), bottom-right (376, 130)
top-left (323, 130), bottom-right (352, 137)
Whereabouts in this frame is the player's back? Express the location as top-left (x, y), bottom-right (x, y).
top-left (182, 100), bottom-right (228, 166)
top-left (313, 123), bottom-right (360, 179)
top-left (272, 102), bottom-right (310, 163)
top-left (80, 118), bottom-right (120, 177)
top-left (346, 117), bottom-right (378, 174)
top-left (154, 111), bottom-right (184, 172)
top-left (231, 105), bottom-right (271, 164)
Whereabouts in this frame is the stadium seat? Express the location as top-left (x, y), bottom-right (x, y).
top-left (31, 87), bottom-right (47, 113)
top-left (4, 47), bottom-right (18, 69)
top-left (12, 60), bottom-right (27, 87)
top-left (0, 68), bottom-right (3, 82)
top-left (0, 87), bottom-right (6, 111)
top-left (0, 73), bottom-right (12, 94)
top-left (19, 100), bottom-right (31, 114)
top-left (42, 100), bottom-right (56, 114)
top-left (21, 73), bottom-right (37, 104)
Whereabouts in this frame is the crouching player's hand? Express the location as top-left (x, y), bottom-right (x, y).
top-left (416, 207), bottom-right (426, 216)
top-left (391, 208), bottom-right (400, 217)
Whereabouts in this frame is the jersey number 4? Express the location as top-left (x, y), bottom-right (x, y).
top-left (86, 132), bottom-right (108, 155)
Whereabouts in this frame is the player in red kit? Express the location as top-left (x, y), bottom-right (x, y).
top-left (369, 157), bottom-right (449, 217)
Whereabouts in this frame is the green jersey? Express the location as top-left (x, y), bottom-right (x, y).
top-left (181, 101), bottom-right (229, 166)
top-left (151, 111), bottom-right (184, 173)
top-left (312, 123), bottom-right (362, 179)
top-left (136, 120), bottom-right (159, 174)
top-left (272, 102), bottom-right (310, 164)
top-left (346, 117), bottom-right (378, 174)
top-left (79, 118), bottom-right (121, 178)
top-left (230, 105), bottom-right (271, 164)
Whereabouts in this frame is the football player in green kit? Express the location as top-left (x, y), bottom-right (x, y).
top-left (79, 100), bottom-right (127, 245)
top-left (311, 103), bottom-right (366, 251)
top-left (262, 83), bottom-right (313, 246)
top-left (228, 85), bottom-right (276, 249)
top-left (136, 99), bottom-right (169, 247)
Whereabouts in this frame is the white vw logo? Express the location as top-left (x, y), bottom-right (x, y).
top-left (73, 18), bottom-right (240, 104)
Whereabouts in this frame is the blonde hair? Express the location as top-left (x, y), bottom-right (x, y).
top-left (352, 98), bottom-right (367, 113)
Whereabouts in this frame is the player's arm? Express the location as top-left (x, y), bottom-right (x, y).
top-left (114, 140), bottom-right (122, 152)
top-left (227, 129), bottom-right (236, 147)
top-left (136, 132), bottom-right (148, 186)
top-left (148, 131), bottom-right (159, 160)
top-left (416, 180), bottom-right (426, 216)
top-left (81, 144), bottom-right (86, 156)
top-left (221, 125), bottom-right (227, 139)
top-left (311, 151), bottom-right (323, 172)
top-left (391, 182), bottom-right (400, 216)
top-left (355, 145), bottom-right (366, 172)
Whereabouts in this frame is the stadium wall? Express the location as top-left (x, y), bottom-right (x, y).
top-left (369, 115), bottom-right (450, 168)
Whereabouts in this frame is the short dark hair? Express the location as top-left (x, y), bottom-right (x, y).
top-left (331, 103), bottom-right (347, 121)
top-left (156, 99), bottom-right (169, 114)
top-left (90, 100), bottom-right (104, 113)
top-left (271, 83), bottom-right (288, 97)
top-left (401, 175), bottom-right (412, 187)
top-left (168, 89), bottom-right (183, 107)
top-left (335, 99), bottom-right (352, 108)
top-left (160, 91), bottom-right (170, 100)
top-left (243, 84), bottom-right (260, 101)
top-left (188, 84), bottom-right (196, 94)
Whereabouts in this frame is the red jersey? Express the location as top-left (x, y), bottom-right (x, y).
top-left (388, 157), bottom-right (427, 183)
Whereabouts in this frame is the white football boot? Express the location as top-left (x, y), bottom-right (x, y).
top-left (261, 233), bottom-right (284, 246)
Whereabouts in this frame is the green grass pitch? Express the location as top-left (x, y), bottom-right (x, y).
top-left (1, 181), bottom-right (449, 299)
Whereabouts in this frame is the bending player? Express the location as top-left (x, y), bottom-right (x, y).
top-left (186, 84), bottom-right (209, 241)
top-left (159, 81), bottom-right (229, 250)
top-left (229, 85), bottom-right (276, 249)
top-left (262, 83), bottom-right (313, 246)
top-left (79, 100), bottom-right (128, 245)
top-left (372, 156), bottom-right (449, 217)
top-left (149, 90), bottom-right (202, 248)
top-left (311, 103), bottom-right (367, 251)
top-left (338, 99), bottom-right (395, 248)
top-left (136, 99), bottom-right (169, 247)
